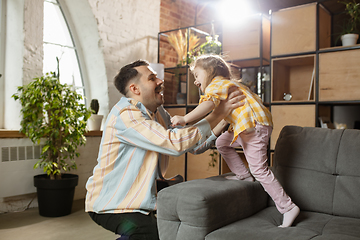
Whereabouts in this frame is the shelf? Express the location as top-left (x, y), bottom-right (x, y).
top-left (270, 105), bottom-right (316, 150)
top-left (318, 105), bottom-right (360, 130)
top-left (269, 1), bottom-right (360, 149)
top-left (319, 48), bottom-right (360, 101)
top-left (164, 66), bottom-right (188, 74)
top-left (319, 44), bottom-right (360, 53)
top-left (187, 73), bottom-right (200, 105)
top-left (271, 54), bottom-right (316, 102)
top-left (163, 104), bottom-right (186, 108)
top-left (222, 14), bottom-right (270, 63)
top-left (227, 58), bottom-right (270, 69)
top-left (318, 101), bottom-right (360, 105)
top-left (271, 3), bottom-right (331, 56)
top-left (187, 149), bottom-right (220, 181)
top-left (163, 71), bottom-right (186, 105)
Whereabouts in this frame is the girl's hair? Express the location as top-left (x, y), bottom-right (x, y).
top-left (191, 55), bottom-right (231, 85)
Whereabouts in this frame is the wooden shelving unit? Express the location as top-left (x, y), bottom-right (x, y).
top-left (158, 22), bottom-right (228, 181)
top-left (270, 1), bottom-right (360, 150)
top-left (319, 48), bottom-right (360, 101)
top-left (158, 15), bottom-right (271, 180)
top-left (271, 54), bottom-right (316, 103)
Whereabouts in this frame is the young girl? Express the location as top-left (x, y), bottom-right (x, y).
top-left (171, 55), bottom-right (300, 228)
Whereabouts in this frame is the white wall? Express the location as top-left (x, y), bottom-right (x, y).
top-left (3, 0), bottom-right (25, 129)
top-left (0, 0), bottom-right (161, 212)
top-left (88, 0), bottom-right (160, 108)
top-left (0, 136), bottom-right (101, 213)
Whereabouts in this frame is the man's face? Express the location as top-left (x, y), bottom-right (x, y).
top-left (135, 65), bottom-right (164, 112)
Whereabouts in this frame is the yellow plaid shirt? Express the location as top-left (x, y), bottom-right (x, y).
top-left (199, 77), bottom-right (273, 143)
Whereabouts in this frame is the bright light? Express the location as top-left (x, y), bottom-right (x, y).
top-left (218, 0), bottom-right (255, 25)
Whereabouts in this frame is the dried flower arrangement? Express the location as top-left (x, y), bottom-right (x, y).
top-left (167, 30), bottom-right (200, 65)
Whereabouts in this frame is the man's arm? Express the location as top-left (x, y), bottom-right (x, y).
top-left (116, 89), bottom-right (244, 156)
top-left (189, 89), bottom-right (244, 155)
top-left (212, 119), bottom-right (229, 137)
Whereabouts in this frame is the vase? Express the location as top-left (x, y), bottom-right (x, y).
top-left (34, 174), bottom-right (78, 217)
top-left (87, 114), bottom-right (103, 131)
top-left (341, 34), bottom-right (359, 46)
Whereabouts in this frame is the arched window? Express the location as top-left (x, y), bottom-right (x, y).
top-left (2, 0), bottom-right (108, 129)
top-left (0, 0), bottom-right (5, 128)
top-left (43, 0), bottom-right (85, 101)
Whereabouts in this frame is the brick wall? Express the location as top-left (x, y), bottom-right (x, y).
top-left (88, 0), bottom-right (161, 107)
top-left (23, 0), bottom-right (43, 86)
top-left (159, 0), bottom-right (216, 104)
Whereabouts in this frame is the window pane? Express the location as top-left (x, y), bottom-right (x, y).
top-left (44, 1), bottom-right (73, 47)
top-left (43, 43), bottom-right (83, 87)
top-left (43, 0), bottom-right (85, 101)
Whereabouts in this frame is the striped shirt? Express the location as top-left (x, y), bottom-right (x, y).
top-left (85, 97), bottom-right (215, 214)
top-left (200, 76), bottom-right (273, 144)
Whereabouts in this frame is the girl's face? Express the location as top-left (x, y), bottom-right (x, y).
top-left (193, 66), bottom-right (209, 93)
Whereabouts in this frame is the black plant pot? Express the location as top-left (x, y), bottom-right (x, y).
top-left (34, 173), bottom-right (78, 217)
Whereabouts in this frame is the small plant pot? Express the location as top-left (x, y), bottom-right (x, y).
top-left (34, 174), bottom-right (78, 217)
top-left (87, 114), bottom-right (104, 131)
top-left (341, 34), bottom-right (359, 46)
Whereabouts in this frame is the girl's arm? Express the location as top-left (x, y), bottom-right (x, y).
top-left (171, 101), bottom-right (215, 126)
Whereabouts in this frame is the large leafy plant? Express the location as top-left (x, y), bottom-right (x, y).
top-left (12, 73), bottom-right (92, 180)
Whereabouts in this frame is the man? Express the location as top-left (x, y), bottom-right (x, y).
top-left (85, 60), bottom-right (244, 239)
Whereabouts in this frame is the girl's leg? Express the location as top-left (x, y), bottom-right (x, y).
top-left (216, 131), bottom-right (252, 180)
top-left (238, 124), bottom-right (299, 227)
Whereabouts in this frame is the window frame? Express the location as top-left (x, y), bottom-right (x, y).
top-left (1, 0), bottom-right (108, 129)
top-left (0, 0), bottom-right (6, 128)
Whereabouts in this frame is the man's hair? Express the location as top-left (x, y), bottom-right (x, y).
top-left (114, 60), bottom-right (149, 96)
top-left (191, 55), bottom-right (231, 85)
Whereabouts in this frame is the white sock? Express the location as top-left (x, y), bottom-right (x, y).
top-left (279, 205), bottom-right (300, 228)
top-left (225, 175), bottom-right (254, 182)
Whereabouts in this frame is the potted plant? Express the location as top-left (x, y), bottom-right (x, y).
top-left (12, 72), bottom-right (92, 217)
top-left (339, 0), bottom-right (360, 46)
top-left (87, 99), bottom-right (104, 131)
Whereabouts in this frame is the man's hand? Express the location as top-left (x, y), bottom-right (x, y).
top-left (205, 87), bottom-right (245, 130)
top-left (171, 115), bottom-right (186, 127)
top-left (214, 87), bottom-right (245, 118)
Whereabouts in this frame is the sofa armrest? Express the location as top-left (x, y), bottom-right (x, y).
top-left (157, 174), bottom-right (268, 240)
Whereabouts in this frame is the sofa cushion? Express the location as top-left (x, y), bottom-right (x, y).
top-left (157, 174), bottom-right (268, 240)
top-left (205, 206), bottom-right (360, 240)
top-left (333, 129), bottom-right (360, 218)
top-left (273, 126), bottom-right (360, 218)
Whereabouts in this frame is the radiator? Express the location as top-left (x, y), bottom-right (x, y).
top-left (0, 138), bottom-right (44, 198)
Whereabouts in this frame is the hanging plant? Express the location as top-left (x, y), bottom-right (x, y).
top-left (208, 149), bottom-right (218, 168)
top-left (197, 35), bottom-right (222, 55)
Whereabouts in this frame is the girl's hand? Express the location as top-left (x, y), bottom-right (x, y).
top-left (171, 115), bottom-right (186, 126)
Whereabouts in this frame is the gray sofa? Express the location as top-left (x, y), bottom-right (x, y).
top-left (157, 126), bottom-right (360, 239)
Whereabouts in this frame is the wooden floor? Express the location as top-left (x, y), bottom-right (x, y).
top-left (0, 199), bottom-right (115, 240)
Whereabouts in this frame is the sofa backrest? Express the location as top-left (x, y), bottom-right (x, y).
top-left (273, 126), bottom-right (360, 219)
